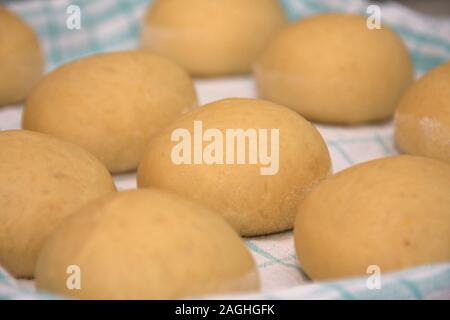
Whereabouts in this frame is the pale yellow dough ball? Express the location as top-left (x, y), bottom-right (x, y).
top-left (0, 130), bottom-right (116, 278)
top-left (395, 61), bottom-right (450, 164)
top-left (0, 7), bottom-right (44, 106)
top-left (295, 156), bottom-right (450, 281)
top-left (23, 51), bottom-right (197, 173)
top-left (254, 13), bottom-right (414, 124)
top-left (141, 0), bottom-right (286, 76)
top-left (138, 98), bottom-right (331, 236)
top-left (35, 189), bottom-right (259, 299)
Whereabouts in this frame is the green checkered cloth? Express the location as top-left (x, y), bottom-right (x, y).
top-left (7, 0), bottom-right (450, 73)
top-left (1, 0), bottom-right (449, 300)
top-left (1, 263), bottom-right (450, 300)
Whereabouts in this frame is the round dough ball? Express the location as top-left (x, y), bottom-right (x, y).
top-left (254, 13), bottom-right (414, 124)
top-left (22, 51), bottom-right (197, 173)
top-left (35, 189), bottom-right (259, 299)
top-left (395, 61), bottom-right (450, 164)
top-left (141, 0), bottom-right (286, 76)
top-left (295, 155), bottom-right (450, 281)
top-left (0, 130), bottom-right (116, 278)
top-left (138, 98), bottom-right (331, 236)
top-left (0, 7), bottom-right (44, 106)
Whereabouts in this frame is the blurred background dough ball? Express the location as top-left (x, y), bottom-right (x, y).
top-left (35, 189), bottom-right (259, 299)
top-left (138, 98), bottom-right (331, 236)
top-left (23, 51), bottom-right (197, 173)
top-left (141, 0), bottom-right (286, 76)
top-left (295, 156), bottom-right (450, 281)
top-left (0, 7), bottom-right (44, 106)
top-left (0, 130), bottom-right (115, 278)
top-left (254, 13), bottom-right (414, 124)
top-left (395, 61), bottom-right (450, 164)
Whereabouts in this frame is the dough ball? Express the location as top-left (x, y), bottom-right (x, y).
top-left (0, 130), bottom-right (116, 278)
top-left (395, 61), bottom-right (450, 164)
top-left (295, 155), bottom-right (450, 281)
top-left (0, 7), bottom-right (44, 106)
top-left (141, 0), bottom-right (286, 76)
top-left (138, 98), bottom-right (331, 236)
top-left (254, 13), bottom-right (414, 124)
top-left (23, 51), bottom-right (197, 173)
top-left (35, 189), bottom-right (259, 299)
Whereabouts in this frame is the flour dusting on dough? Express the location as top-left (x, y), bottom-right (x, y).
top-left (419, 116), bottom-right (450, 146)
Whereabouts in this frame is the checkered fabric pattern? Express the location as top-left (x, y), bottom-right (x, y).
top-left (1, 0), bottom-right (449, 300)
top-left (6, 0), bottom-right (450, 73)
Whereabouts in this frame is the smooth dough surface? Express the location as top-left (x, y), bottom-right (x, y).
top-left (23, 50), bottom-right (197, 173)
top-left (395, 61), bottom-right (450, 164)
top-left (35, 189), bottom-right (259, 299)
top-left (254, 13), bottom-right (414, 124)
top-left (0, 130), bottom-right (116, 278)
top-left (0, 7), bottom-right (43, 106)
top-left (142, 0), bottom-right (286, 76)
top-left (295, 155), bottom-right (450, 281)
top-left (138, 98), bottom-right (331, 236)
